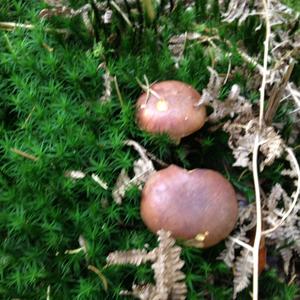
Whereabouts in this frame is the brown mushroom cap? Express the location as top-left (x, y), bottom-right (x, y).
top-left (140, 165), bottom-right (238, 247)
top-left (136, 80), bottom-right (206, 141)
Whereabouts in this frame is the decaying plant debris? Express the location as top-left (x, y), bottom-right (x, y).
top-left (198, 64), bottom-right (299, 298)
top-left (112, 140), bottom-right (156, 204)
top-left (1, 0), bottom-right (300, 299)
top-left (107, 229), bottom-right (187, 299)
top-left (108, 0), bottom-right (299, 297)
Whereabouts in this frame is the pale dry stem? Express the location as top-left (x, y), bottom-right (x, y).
top-left (0, 21), bottom-right (70, 35)
top-left (252, 0), bottom-right (271, 299)
top-left (229, 236), bottom-right (253, 252)
top-left (10, 148), bottom-right (39, 161)
top-left (110, 1), bottom-right (133, 27)
top-left (113, 76), bottom-right (124, 108)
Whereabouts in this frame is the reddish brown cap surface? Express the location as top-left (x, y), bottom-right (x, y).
top-left (136, 80), bottom-right (206, 141)
top-left (140, 165), bottom-right (238, 247)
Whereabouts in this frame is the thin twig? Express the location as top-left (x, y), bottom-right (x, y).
top-left (252, 133), bottom-right (262, 300)
top-left (91, 174), bottom-right (109, 190)
top-left (136, 77), bottom-right (161, 101)
top-left (113, 76), bottom-right (124, 108)
top-left (229, 236), bottom-right (253, 252)
top-left (42, 43), bottom-right (54, 52)
top-left (122, 0), bottom-right (133, 22)
top-left (64, 247), bottom-right (85, 254)
top-left (264, 62), bottom-right (295, 125)
top-left (21, 105), bottom-right (36, 129)
top-left (0, 21), bottom-right (71, 35)
top-left (46, 285), bottom-right (51, 300)
top-left (125, 139), bottom-right (168, 167)
top-left (88, 265), bottom-right (109, 291)
top-left (252, 0), bottom-right (271, 299)
top-left (125, 140), bottom-right (149, 161)
top-left (90, 0), bottom-right (102, 41)
top-left (142, 0), bottom-right (156, 21)
top-left (111, 0), bottom-right (133, 27)
top-left (223, 54), bottom-right (232, 85)
top-left (11, 148), bottom-right (38, 161)
top-left (145, 151), bottom-right (168, 167)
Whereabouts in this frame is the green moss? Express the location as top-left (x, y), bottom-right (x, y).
top-left (0, 0), bottom-right (299, 299)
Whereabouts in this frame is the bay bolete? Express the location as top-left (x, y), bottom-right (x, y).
top-left (140, 165), bottom-right (238, 247)
top-left (136, 80), bottom-right (206, 142)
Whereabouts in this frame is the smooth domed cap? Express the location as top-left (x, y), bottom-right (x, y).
top-left (136, 81), bottom-right (206, 141)
top-left (140, 165), bottom-right (238, 247)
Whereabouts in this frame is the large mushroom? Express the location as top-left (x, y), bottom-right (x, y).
top-left (140, 165), bottom-right (238, 248)
top-left (136, 80), bottom-right (206, 142)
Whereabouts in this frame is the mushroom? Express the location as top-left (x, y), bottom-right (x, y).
top-left (136, 80), bottom-right (206, 142)
top-left (140, 165), bottom-right (238, 247)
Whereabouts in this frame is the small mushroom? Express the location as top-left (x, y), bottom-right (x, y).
top-left (136, 80), bottom-right (206, 142)
top-left (140, 165), bottom-right (238, 247)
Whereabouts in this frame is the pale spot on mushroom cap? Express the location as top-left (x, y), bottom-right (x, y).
top-left (195, 231), bottom-right (209, 242)
top-left (141, 108), bottom-right (151, 118)
top-left (156, 99), bottom-right (169, 112)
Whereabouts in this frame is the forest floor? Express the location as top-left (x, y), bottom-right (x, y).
top-left (0, 0), bottom-right (300, 299)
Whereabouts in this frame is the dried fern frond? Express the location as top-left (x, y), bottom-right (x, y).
top-left (112, 140), bottom-right (155, 204)
top-left (222, 0), bottom-right (299, 27)
top-left (112, 169), bottom-right (131, 204)
top-left (233, 248), bottom-right (253, 299)
top-left (196, 67), bottom-right (253, 123)
top-left (199, 68), bottom-right (285, 173)
top-left (279, 247), bottom-right (293, 275)
top-left (152, 230), bottom-right (186, 300)
top-left (168, 32), bottom-right (219, 68)
top-left (262, 182), bottom-right (300, 275)
top-left (40, 0), bottom-right (114, 32)
top-left (264, 185), bottom-right (300, 240)
top-left (219, 203), bottom-right (255, 267)
top-left (65, 170), bottom-right (86, 179)
top-left (98, 62), bottom-right (113, 102)
top-left (44, 0), bottom-right (69, 7)
top-left (107, 249), bottom-right (155, 266)
top-left (224, 118), bottom-right (285, 171)
top-left (107, 230), bottom-right (187, 300)
top-left (282, 149), bottom-right (298, 184)
top-left (219, 230), bottom-right (250, 268)
top-left (120, 284), bottom-right (157, 299)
